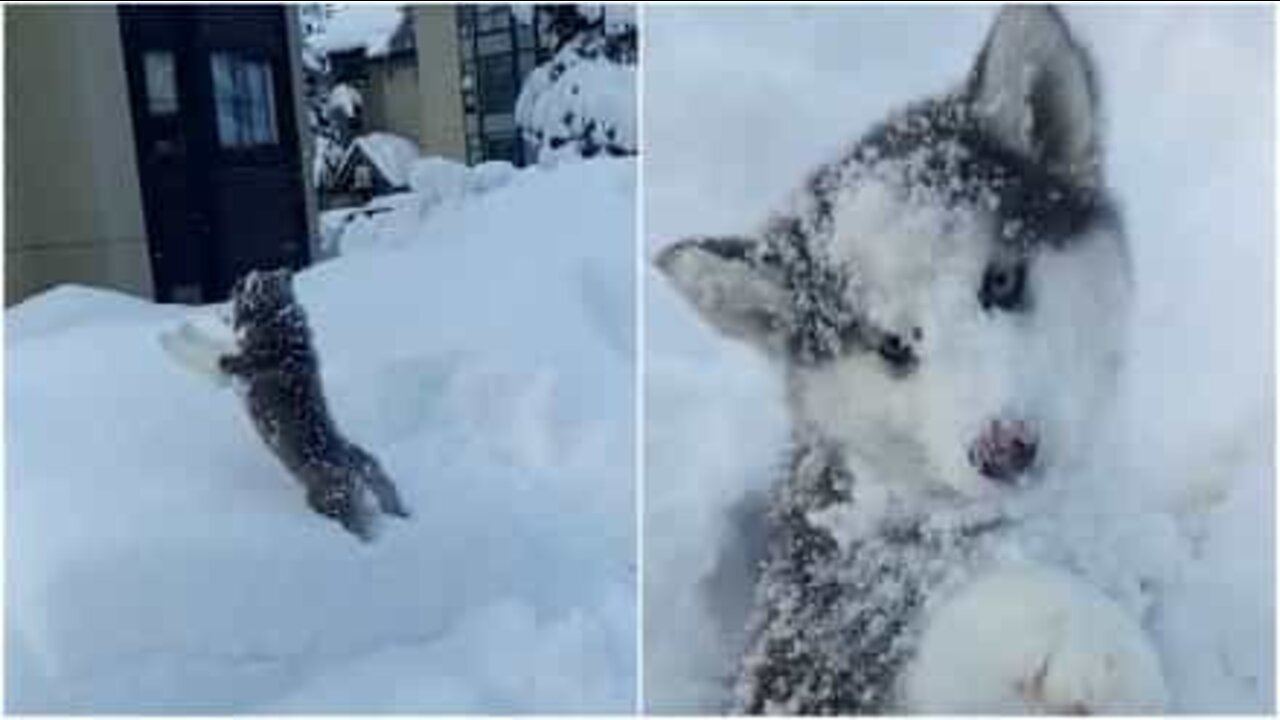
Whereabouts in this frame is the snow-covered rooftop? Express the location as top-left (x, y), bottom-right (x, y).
top-left (344, 132), bottom-right (421, 188)
top-left (312, 5), bottom-right (407, 57)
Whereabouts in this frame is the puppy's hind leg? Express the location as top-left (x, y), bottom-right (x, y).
top-left (307, 482), bottom-right (378, 542)
top-left (350, 445), bottom-right (411, 519)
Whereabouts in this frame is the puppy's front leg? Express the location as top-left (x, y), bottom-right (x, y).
top-left (902, 566), bottom-right (1166, 714)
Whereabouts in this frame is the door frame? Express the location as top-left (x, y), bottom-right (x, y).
top-left (118, 5), bottom-right (309, 303)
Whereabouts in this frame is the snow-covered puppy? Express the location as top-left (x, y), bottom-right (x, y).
top-left (219, 269), bottom-right (410, 541)
top-left (657, 6), bottom-right (1165, 713)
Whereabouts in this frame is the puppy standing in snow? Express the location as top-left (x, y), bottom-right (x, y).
top-left (657, 6), bottom-right (1165, 714)
top-left (217, 269), bottom-right (410, 541)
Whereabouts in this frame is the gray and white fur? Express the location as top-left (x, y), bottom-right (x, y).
top-left (659, 6), bottom-right (1163, 713)
top-left (219, 269), bottom-right (410, 541)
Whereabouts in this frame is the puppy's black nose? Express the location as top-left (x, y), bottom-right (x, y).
top-left (968, 419), bottom-right (1038, 483)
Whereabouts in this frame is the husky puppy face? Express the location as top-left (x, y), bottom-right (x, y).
top-left (658, 8), bottom-right (1130, 499)
top-left (229, 268), bottom-right (297, 333)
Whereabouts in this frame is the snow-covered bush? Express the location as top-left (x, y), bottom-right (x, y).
top-left (306, 5), bottom-right (406, 190)
top-left (326, 83), bottom-right (363, 122)
top-left (301, 3), bottom-right (342, 188)
top-left (515, 5), bottom-right (637, 164)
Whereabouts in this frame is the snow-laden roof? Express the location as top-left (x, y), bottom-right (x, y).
top-left (312, 5), bottom-right (406, 57)
top-left (344, 132), bottom-right (421, 188)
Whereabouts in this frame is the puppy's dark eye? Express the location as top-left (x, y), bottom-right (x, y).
top-left (878, 333), bottom-right (916, 372)
top-left (979, 262), bottom-right (1027, 312)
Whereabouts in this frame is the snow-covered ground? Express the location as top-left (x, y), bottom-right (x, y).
top-left (643, 6), bottom-right (1273, 713)
top-left (7, 159), bottom-right (636, 712)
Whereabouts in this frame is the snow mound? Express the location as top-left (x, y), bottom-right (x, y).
top-left (408, 157), bottom-right (517, 205)
top-left (406, 156), bottom-right (471, 203)
top-left (7, 284), bottom-right (170, 346)
top-left (6, 159), bottom-right (636, 712)
top-left (469, 160), bottom-right (518, 194)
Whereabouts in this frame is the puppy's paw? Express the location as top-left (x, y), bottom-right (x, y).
top-left (903, 566), bottom-right (1166, 714)
top-left (384, 501), bottom-right (412, 520)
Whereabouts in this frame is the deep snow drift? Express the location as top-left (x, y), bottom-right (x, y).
top-left (643, 6), bottom-right (1273, 713)
top-left (6, 159), bottom-right (636, 712)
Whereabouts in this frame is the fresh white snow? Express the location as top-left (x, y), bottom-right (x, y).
top-left (643, 6), bottom-right (1273, 713)
top-left (6, 159), bottom-right (637, 713)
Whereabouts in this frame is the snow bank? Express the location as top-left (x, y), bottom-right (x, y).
top-left (406, 157), bottom-right (514, 204)
top-left (6, 159), bottom-right (636, 712)
top-left (329, 160), bottom-right (520, 258)
top-left (643, 6), bottom-right (1272, 713)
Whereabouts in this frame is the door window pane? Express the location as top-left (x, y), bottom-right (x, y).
top-left (144, 50), bottom-right (179, 115)
top-left (211, 53), bottom-right (279, 148)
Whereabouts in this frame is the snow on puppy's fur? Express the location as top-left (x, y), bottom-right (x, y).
top-left (657, 6), bottom-right (1163, 713)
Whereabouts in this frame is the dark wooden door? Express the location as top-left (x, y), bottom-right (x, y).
top-left (120, 5), bottom-right (309, 304)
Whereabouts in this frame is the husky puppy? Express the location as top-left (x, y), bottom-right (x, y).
top-left (658, 7), bottom-right (1165, 713)
top-left (219, 269), bottom-right (410, 541)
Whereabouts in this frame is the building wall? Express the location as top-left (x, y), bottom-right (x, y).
top-left (366, 54), bottom-right (423, 148)
top-left (284, 6), bottom-right (321, 260)
top-left (5, 6), bottom-right (153, 305)
top-left (412, 5), bottom-right (467, 161)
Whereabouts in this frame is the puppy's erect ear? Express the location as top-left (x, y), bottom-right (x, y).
top-left (655, 236), bottom-right (792, 355)
top-left (269, 267), bottom-right (296, 293)
top-left (967, 6), bottom-right (1101, 188)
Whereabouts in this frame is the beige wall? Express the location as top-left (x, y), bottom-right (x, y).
top-left (411, 5), bottom-right (466, 161)
top-left (367, 56), bottom-right (423, 148)
top-left (5, 6), bottom-right (153, 306)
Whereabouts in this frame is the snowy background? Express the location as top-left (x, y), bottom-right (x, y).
top-left (7, 159), bottom-right (636, 712)
top-left (643, 6), bottom-right (1274, 713)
